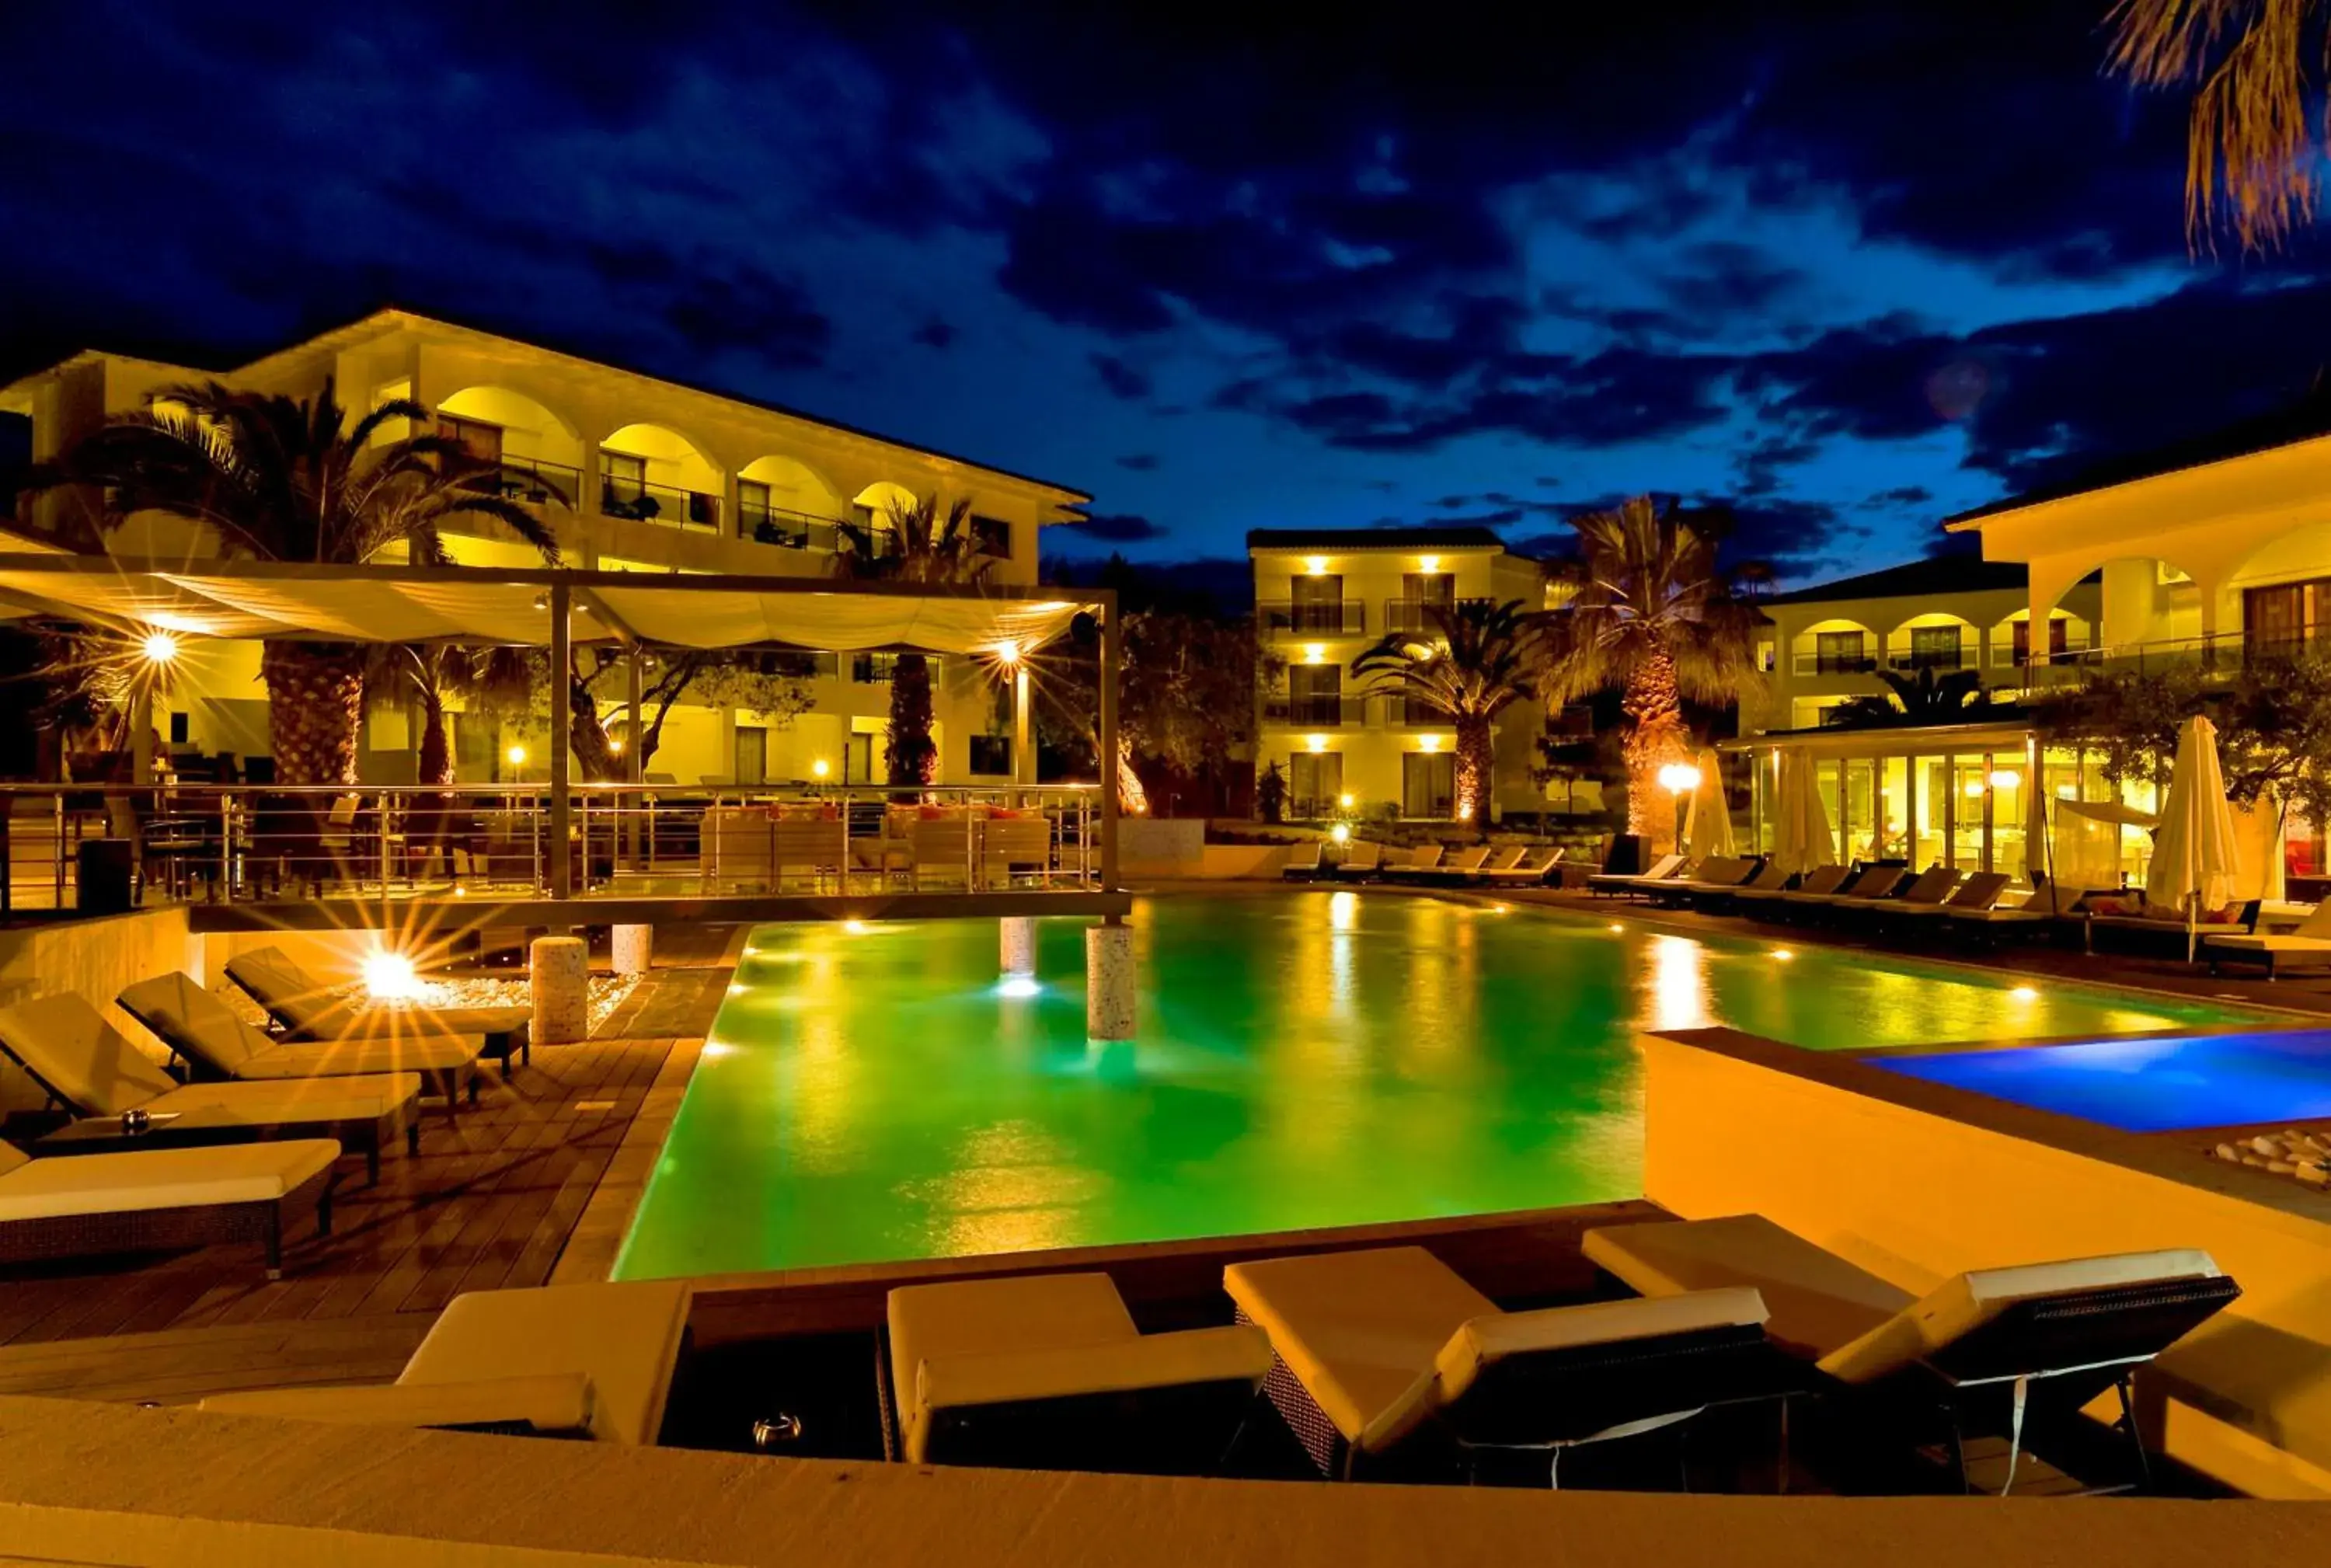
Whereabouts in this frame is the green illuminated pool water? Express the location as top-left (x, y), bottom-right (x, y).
top-left (613, 891), bottom-right (2274, 1279)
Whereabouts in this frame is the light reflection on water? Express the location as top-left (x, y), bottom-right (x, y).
top-left (615, 892), bottom-right (2275, 1279)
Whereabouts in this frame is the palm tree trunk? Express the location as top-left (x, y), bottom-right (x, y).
top-left (416, 693), bottom-right (453, 786)
top-left (1622, 646), bottom-right (1689, 848)
top-left (260, 641), bottom-right (365, 785)
top-left (887, 653), bottom-right (937, 789)
top-left (1455, 716), bottom-right (1493, 831)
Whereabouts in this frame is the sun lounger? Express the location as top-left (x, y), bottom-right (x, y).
top-left (120, 972), bottom-right (485, 1112)
top-left (1224, 1244), bottom-right (1775, 1484)
top-left (226, 946), bottom-right (530, 1072)
top-left (1379, 844), bottom-right (1444, 882)
top-left (0, 993), bottom-right (419, 1185)
top-left (1281, 841), bottom-right (1325, 881)
top-left (1471, 845), bottom-right (1528, 880)
top-left (1668, 856), bottom-right (1759, 899)
top-left (882, 1272), bottom-right (1270, 1472)
top-left (2203, 899), bottom-right (2331, 977)
top-left (1734, 863), bottom-right (1848, 907)
top-left (0, 1134), bottom-right (336, 1279)
top-left (1329, 840), bottom-right (1383, 881)
top-left (1888, 871), bottom-right (2011, 920)
top-left (199, 1279), bottom-right (693, 1443)
top-left (1587, 852), bottom-right (1686, 897)
top-left (1830, 865), bottom-right (1961, 914)
top-left (1787, 864), bottom-right (1905, 908)
top-left (1584, 1214), bottom-right (2238, 1493)
top-left (1482, 846), bottom-right (1560, 886)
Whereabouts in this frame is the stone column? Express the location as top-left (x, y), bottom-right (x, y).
top-left (1000, 916), bottom-right (1036, 977)
top-left (1085, 919), bottom-right (1135, 1040)
top-left (612, 923), bottom-right (653, 975)
top-left (531, 935), bottom-right (590, 1045)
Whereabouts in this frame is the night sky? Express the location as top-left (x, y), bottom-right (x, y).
top-left (4, 2), bottom-right (2326, 592)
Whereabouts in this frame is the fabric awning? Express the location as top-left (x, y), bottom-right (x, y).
top-left (0, 556), bottom-right (1094, 657)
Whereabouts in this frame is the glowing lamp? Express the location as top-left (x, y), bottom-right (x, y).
top-left (995, 638), bottom-right (1022, 666)
top-left (1303, 643), bottom-right (1326, 665)
top-left (1419, 733), bottom-right (1443, 753)
top-left (1772, 949), bottom-right (1795, 962)
top-left (1416, 555), bottom-right (1440, 574)
top-left (2011, 984), bottom-right (2039, 1001)
top-left (1656, 762), bottom-right (1702, 796)
top-left (1608, 922), bottom-right (1624, 932)
top-left (1964, 778), bottom-right (1987, 797)
top-left (1305, 734), bottom-right (1327, 754)
top-left (1330, 824), bottom-right (1351, 845)
top-left (608, 737), bottom-right (625, 755)
top-left (506, 744), bottom-right (528, 768)
top-left (843, 918), bottom-right (869, 935)
top-left (998, 976), bottom-right (1040, 999)
top-left (1302, 556), bottom-right (1329, 577)
top-left (1988, 769), bottom-right (2021, 790)
top-left (140, 630), bottom-right (178, 665)
top-left (1338, 793), bottom-right (1355, 809)
top-left (1457, 803), bottom-right (1475, 821)
top-left (811, 758), bottom-right (831, 779)
top-left (361, 950), bottom-right (419, 1001)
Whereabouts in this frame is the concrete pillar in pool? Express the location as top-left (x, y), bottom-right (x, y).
top-left (1085, 918), bottom-right (1136, 1040)
top-left (1000, 917), bottom-right (1036, 977)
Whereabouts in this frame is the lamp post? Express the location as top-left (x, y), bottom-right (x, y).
top-left (1657, 761), bottom-right (1702, 855)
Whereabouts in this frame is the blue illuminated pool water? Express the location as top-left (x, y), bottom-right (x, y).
top-left (1876, 1031), bottom-right (2331, 1131)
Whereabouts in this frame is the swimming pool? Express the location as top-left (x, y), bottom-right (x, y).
top-left (1876, 1030), bottom-right (2331, 1132)
top-left (614, 890), bottom-right (2278, 1279)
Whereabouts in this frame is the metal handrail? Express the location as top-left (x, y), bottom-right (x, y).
top-left (1262, 696), bottom-right (1369, 727)
top-left (741, 502), bottom-right (876, 554)
top-left (1258, 601), bottom-right (1368, 637)
top-left (599, 473), bottom-right (722, 532)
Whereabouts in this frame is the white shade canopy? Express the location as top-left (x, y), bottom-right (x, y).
top-left (1770, 750), bottom-right (1838, 877)
top-left (0, 556), bottom-right (1095, 657)
top-left (2146, 714), bottom-right (2242, 960)
top-left (1683, 748), bottom-right (1733, 858)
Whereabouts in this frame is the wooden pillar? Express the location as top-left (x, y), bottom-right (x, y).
top-left (549, 580), bottom-right (573, 900)
top-left (1098, 598), bottom-right (1119, 893)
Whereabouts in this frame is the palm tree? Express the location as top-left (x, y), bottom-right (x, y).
top-left (1822, 666), bottom-right (1990, 729)
top-left (1351, 599), bottom-right (1548, 828)
top-left (2106, 0), bottom-right (2325, 252)
top-left (29, 379), bottom-right (561, 783)
top-left (1540, 495), bottom-right (1765, 845)
top-left (828, 493), bottom-right (994, 787)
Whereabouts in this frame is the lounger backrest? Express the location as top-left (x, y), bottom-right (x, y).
top-left (1481, 846), bottom-right (1525, 873)
top-left (2294, 901), bottom-right (2331, 939)
top-left (1446, 846), bottom-right (1490, 873)
top-left (1429, 1288), bottom-right (1771, 1447)
top-left (118, 972), bottom-right (276, 1075)
top-left (0, 992), bottom-right (177, 1114)
top-left (1288, 843), bottom-right (1321, 868)
top-left (1818, 1249), bottom-right (2232, 1386)
top-left (1638, 852), bottom-right (1684, 881)
top-left (1350, 841), bottom-right (1382, 869)
top-left (1897, 866), bottom-right (1961, 904)
top-left (0, 1139), bottom-right (26, 1178)
top-left (1793, 865), bottom-right (1850, 897)
top-left (1744, 861), bottom-right (1790, 890)
top-left (226, 947), bottom-right (359, 1040)
top-left (1838, 865), bottom-right (1904, 899)
top-left (1946, 871), bottom-right (2012, 909)
top-left (1409, 845), bottom-right (1444, 870)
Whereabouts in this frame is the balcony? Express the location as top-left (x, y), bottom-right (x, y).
top-left (1990, 638), bottom-right (2092, 668)
top-left (1260, 601), bottom-right (1368, 637)
top-left (600, 474), bottom-right (722, 533)
top-left (1791, 653), bottom-right (1877, 675)
top-left (1382, 696), bottom-right (1454, 729)
top-left (741, 501), bottom-right (860, 552)
top-left (1383, 597), bottom-right (1483, 633)
top-left (1263, 695), bottom-right (1369, 728)
top-left (1886, 647), bottom-right (1968, 673)
top-left (475, 456), bottom-right (584, 508)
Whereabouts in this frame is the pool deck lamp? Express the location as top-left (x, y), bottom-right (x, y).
top-left (506, 744), bottom-right (528, 768)
top-left (1330, 823), bottom-right (1352, 845)
top-left (811, 758), bottom-right (831, 779)
top-left (140, 630), bottom-right (179, 665)
top-left (362, 950), bottom-right (420, 1001)
top-left (1656, 761), bottom-right (1701, 849)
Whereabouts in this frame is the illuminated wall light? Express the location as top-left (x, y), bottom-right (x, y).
top-left (506, 744), bottom-right (528, 768)
top-left (1416, 555), bottom-right (1439, 574)
top-left (1418, 733), bottom-right (1442, 753)
top-left (1303, 643), bottom-right (1326, 665)
top-left (1302, 556), bottom-right (1329, 577)
top-left (811, 758), bottom-right (831, 779)
top-left (1305, 733), bottom-right (1328, 754)
top-left (1988, 769), bottom-right (2022, 790)
top-left (1338, 793), bottom-right (1355, 809)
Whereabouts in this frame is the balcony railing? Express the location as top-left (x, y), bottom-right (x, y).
top-left (1791, 652), bottom-right (1877, 675)
top-left (0, 782), bottom-right (1099, 911)
top-left (1887, 647), bottom-right (1968, 672)
top-left (1383, 597), bottom-right (1479, 633)
top-left (599, 475), bottom-right (722, 532)
top-left (742, 502), bottom-right (886, 555)
top-left (1382, 696), bottom-right (1455, 729)
top-left (2017, 631), bottom-right (2295, 685)
top-left (1990, 639), bottom-right (2092, 668)
top-left (1263, 695), bottom-right (1369, 727)
top-left (476, 456), bottom-right (583, 507)
top-left (1260, 601), bottom-right (1368, 637)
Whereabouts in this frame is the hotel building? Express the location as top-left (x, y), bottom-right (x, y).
top-left (0, 308), bottom-right (1089, 787)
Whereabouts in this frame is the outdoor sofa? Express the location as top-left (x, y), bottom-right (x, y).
top-left (0, 1133), bottom-right (336, 1279)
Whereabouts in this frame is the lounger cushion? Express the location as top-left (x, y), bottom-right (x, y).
top-left (913, 1325), bottom-right (1270, 1458)
top-left (0, 993), bottom-right (180, 1113)
top-left (199, 1373), bottom-right (595, 1435)
top-left (1817, 1249), bottom-right (2223, 1385)
top-left (0, 1138), bottom-right (339, 1221)
top-left (1224, 1245), bottom-right (1495, 1452)
top-left (1583, 1215), bottom-right (1913, 1360)
top-left (402, 1280), bottom-right (693, 1445)
top-left (122, 973), bottom-right (483, 1078)
top-left (1433, 1288), bottom-right (1769, 1405)
top-left (152, 1075), bottom-right (421, 1123)
top-left (2200, 934), bottom-right (2331, 955)
top-left (889, 1272), bottom-right (1142, 1460)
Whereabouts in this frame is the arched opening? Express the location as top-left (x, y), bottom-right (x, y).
top-left (1883, 611), bottom-right (1978, 675)
top-left (434, 386), bottom-right (585, 510)
top-left (2218, 519), bottom-right (2331, 659)
top-left (740, 455), bottom-right (847, 549)
top-left (1789, 618), bottom-right (1878, 677)
top-left (852, 480), bottom-right (920, 531)
top-left (600, 423), bottom-right (725, 532)
top-left (2064, 553), bottom-right (2205, 656)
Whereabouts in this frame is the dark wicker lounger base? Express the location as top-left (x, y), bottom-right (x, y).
top-left (0, 1165), bottom-right (334, 1279)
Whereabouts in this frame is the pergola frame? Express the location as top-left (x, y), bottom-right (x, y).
top-left (0, 554), bottom-right (1123, 899)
